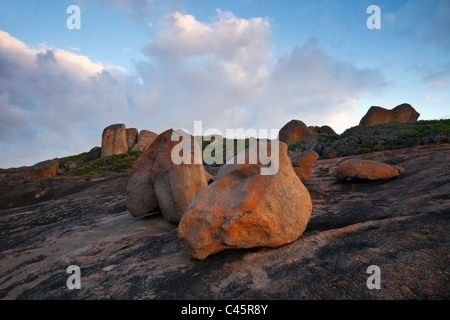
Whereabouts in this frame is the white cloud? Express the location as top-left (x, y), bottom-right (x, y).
top-left (138, 12), bottom-right (387, 135)
top-left (0, 10), bottom-right (388, 167)
top-left (423, 93), bottom-right (445, 103)
top-left (0, 30), bottom-right (139, 167)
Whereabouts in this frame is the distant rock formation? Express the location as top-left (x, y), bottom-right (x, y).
top-left (62, 160), bottom-right (77, 171)
top-left (359, 103), bottom-right (420, 126)
top-left (126, 129), bottom-right (208, 223)
top-left (29, 158), bottom-right (60, 179)
top-left (279, 121), bottom-right (338, 146)
top-left (308, 125), bottom-right (337, 135)
top-left (126, 128), bottom-right (138, 152)
top-left (278, 120), bottom-right (310, 145)
top-left (336, 159), bottom-right (405, 181)
top-left (131, 130), bottom-right (158, 152)
top-left (101, 124), bottom-right (128, 157)
top-left (178, 141), bottom-right (312, 260)
top-left (318, 125), bottom-right (337, 135)
top-left (101, 124), bottom-right (158, 157)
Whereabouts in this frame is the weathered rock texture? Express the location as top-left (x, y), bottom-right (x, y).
top-left (359, 104), bottom-right (420, 126)
top-left (278, 120), bottom-right (310, 145)
top-left (178, 141), bottom-right (312, 260)
top-left (131, 130), bottom-right (158, 152)
top-left (28, 158), bottom-right (60, 179)
top-left (101, 124), bottom-right (128, 157)
top-left (126, 128), bottom-right (138, 152)
top-left (0, 145), bottom-right (448, 300)
top-left (336, 159), bottom-right (405, 181)
top-left (126, 129), bottom-right (208, 223)
top-left (291, 150), bottom-right (319, 183)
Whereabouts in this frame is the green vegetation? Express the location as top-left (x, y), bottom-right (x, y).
top-left (62, 150), bottom-right (143, 176)
top-left (287, 119), bottom-right (449, 159)
top-left (60, 136), bottom-right (258, 176)
top-left (60, 147), bottom-right (102, 168)
top-left (59, 119), bottom-right (449, 175)
top-left (340, 120), bottom-right (450, 153)
top-left (287, 140), bottom-right (306, 152)
top-left (341, 119), bottom-right (450, 140)
top-left (341, 144), bottom-right (386, 155)
top-left (200, 138), bottom-right (259, 166)
top-left (319, 132), bottom-right (342, 141)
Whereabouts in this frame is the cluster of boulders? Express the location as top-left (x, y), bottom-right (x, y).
top-left (278, 120), bottom-right (338, 145)
top-left (0, 124), bottom-right (158, 181)
top-left (289, 149), bottom-right (319, 183)
top-left (279, 104), bottom-right (420, 149)
top-left (179, 141), bottom-right (312, 260)
top-left (125, 132), bottom-right (313, 260)
top-left (1, 103), bottom-right (420, 260)
top-left (126, 129), bottom-right (209, 223)
top-left (124, 124), bottom-right (407, 260)
top-left (101, 123), bottom-right (158, 157)
top-left (174, 104), bottom-right (418, 259)
top-left (280, 103), bottom-right (432, 160)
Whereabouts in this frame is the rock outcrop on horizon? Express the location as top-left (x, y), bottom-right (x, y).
top-left (131, 130), bottom-right (158, 152)
top-left (178, 141), bottom-right (312, 260)
top-left (291, 119), bottom-right (449, 161)
top-left (279, 120), bottom-right (338, 146)
top-left (308, 125), bottom-right (337, 135)
top-left (278, 120), bottom-right (310, 145)
top-left (359, 103), bottom-right (420, 126)
top-left (29, 158), bottom-right (60, 179)
top-left (102, 124), bottom-right (158, 157)
top-left (126, 129), bottom-right (208, 223)
top-left (101, 124), bottom-right (129, 157)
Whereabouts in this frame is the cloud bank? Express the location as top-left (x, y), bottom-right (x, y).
top-left (0, 10), bottom-right (388, 168)
top-left (136, 10), bottom-right (387, 134)
top-left (0, 30), bottom-right (139, 167)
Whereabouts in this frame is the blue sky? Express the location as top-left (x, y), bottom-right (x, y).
top-left (0, 0), bottom-right (449, 168)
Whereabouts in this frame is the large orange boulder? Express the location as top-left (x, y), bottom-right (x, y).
top-left (359, 104), bottom-right (420, 126)
top-left (291, 150), bottom-right (319, 183)
top-left (278, 120), bottom-right (310, 145)
top-left (152, 130), bottom-right (208, 223)
top-left (126, 129), bottom-right (208, 223)
top-left (131, 130), bottom-right (158, 152)
top-left (178, 141), bottom-right (312, 260)
top-left (29, 158), bottom-right (60, 179)
top-left (101, 124), bottom-right (128, 157)
top-left (126, 130), bottom-right (170, 218)
top-left (336, 159), bottom-right (405, 181)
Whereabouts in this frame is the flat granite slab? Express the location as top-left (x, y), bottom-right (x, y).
top-left (0, 145), bottom-right (449, 299)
